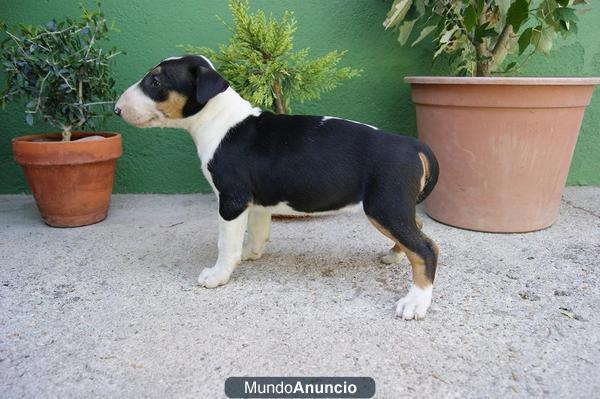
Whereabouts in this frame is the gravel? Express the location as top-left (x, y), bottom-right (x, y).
top-left (1, 187), bottom-right (599, 398)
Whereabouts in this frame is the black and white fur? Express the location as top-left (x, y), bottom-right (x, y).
top-left (115, 55), bottom-right (440, 320)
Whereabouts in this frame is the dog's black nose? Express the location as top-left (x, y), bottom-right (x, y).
top-left (114, 107), bottom-right (122, 116)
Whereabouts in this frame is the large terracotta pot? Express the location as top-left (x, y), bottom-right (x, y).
top-left (405, 77), bottom-right (600, 233)
top-left (12, 132), bottom-right (122, 227)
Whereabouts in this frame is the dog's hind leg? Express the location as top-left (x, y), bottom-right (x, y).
top-left (379, 216), bottom-right (424, 264)
top-left (242, 207), bottom-right (271, 261)
top-left (393, 233), bottom-right (438, 320)
top-left (381, 244), bottom-right (405, 265)
top-left (366, 195), bottom-right (438, 319)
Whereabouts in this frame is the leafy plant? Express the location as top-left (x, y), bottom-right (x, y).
top-left (0, 2), bottom-right (122, 141)
top-left (180, 0), bottom-right (361, 114)
top-left (383, 0), bottom-right (590, 76)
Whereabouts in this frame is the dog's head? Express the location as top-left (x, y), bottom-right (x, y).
top-left (114, 55), bottom-right (229, 127)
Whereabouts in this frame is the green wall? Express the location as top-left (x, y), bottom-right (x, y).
top-left (1, 0), bottom-right (599, 193)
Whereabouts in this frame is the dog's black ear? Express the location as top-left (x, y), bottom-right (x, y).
top-left (195, 66), bottom-right (229, 104)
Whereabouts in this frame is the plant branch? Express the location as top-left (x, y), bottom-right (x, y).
top-left (30, 26), bottom-right (84, 41)
top-left (81, 101), bottom-right (115, 106)
top-left (32, 72), bottom-right (52, 114)
top-left (5, 31), bottom-right (26, 54)
top-left (271, 82), bottom-right (287, 114)
top-left (475, 5), bottom-right (491, 76)
top-left (62, 124), bottom-right (72, 141)
top-left (57, 73), bottom-right (75, 91)
top-left (492, 24), bottom-right (513, 57)
top-left (487, 24), bottom-right (514, 76)
top-left (84, 25), bottom-right (96, 59)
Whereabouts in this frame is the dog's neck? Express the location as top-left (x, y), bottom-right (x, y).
top-left (182, 87), bottom-right (261, 162)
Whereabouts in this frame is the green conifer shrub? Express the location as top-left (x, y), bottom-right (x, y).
top-left (180, 0), bottom-right (360, 114)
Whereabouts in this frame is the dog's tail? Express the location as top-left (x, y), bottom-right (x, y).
top-left (416, 142), bottom-right (439, 204)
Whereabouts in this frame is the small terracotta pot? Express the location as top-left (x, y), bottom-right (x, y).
top-left (405, 77), bottom-right (600, 233)
top-left (12, 132), bottom-right (122, 227)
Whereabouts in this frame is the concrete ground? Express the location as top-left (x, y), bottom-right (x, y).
top-left (1, 187), bottom-right (599, 398)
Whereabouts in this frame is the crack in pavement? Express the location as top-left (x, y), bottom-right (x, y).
top-left (562, 199), bottom-right (600, 220)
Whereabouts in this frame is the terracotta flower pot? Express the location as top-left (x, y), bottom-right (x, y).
top-left (405, 77), bottom-right (600, 233)
top-left (12, 132), bottom-right (122, 227)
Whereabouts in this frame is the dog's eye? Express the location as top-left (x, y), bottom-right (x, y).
top-left (151, 77), bottom-right (161, 87)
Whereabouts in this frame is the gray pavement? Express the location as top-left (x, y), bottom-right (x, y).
top-left (1, 188), bottom-right (599, 398)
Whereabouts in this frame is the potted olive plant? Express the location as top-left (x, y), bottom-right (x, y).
top-left (1, 4), bottom-right (123, 227)
top-left (385, 0), bottom-right (599, 232)
top-left (180, 0), bottom-right (361, 115)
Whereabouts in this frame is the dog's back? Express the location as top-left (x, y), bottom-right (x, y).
top-left (210, 111), bottom-right (437, 213)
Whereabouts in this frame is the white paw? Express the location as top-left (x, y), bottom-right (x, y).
top-left (197, 266), bottom-right (232, 288)
top-left (381, 249), bottom-right (404, 264)
top-left (396, 285), bottom-right (432, 320)
top-left (242, 246), bottom-right (263, 261)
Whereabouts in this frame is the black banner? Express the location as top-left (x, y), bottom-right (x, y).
top-left (225, 377), bottom-right (375, 398)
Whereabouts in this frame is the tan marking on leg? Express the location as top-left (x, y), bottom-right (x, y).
top-left (431, 239), bottom-right (440, 258)
top-left (368, 217), bottom-right (395, 242)
top-left (156, 91), bottom-right (187, 119)
top-left (402, 248), bottom-right (430, 288)
top-left (418, 152), bottom-right (429, 192)
top-left (368, 217), bottom-right (431, 289)
top-left (392, 243), bottom-right (403, 254)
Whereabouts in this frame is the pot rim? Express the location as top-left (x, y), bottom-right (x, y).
top-left (405, 76), bottom-right (600, 85)
top-left (11, 131), bottom-right (121, 144)
top-left (12, 131), bottom-right (122, 166)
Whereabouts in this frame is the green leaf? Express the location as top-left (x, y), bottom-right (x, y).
top-left (518, 27), bottom-right (533, 55)
top-left (440, 27), bottom-right (458, 44)
top-left (538, 0), bottom-right (558, 25)
top-left (476, 0), bottom-right (485, 15)
top-left (383, 0), bottom-right (413, 29)
top-left (496, 0), bottom-right (512, 15)
top-left (506, 0), bottom-right (530, 33)
top-left (411, 25), bottom-right (437, 46)
top-left (556, 0), bottom-right (570, 6)
top-left (398, 19), bottom-right (417, 45)
top-left (403, 3), bottom-right (419, 22)
top-left (464, 5), bottom-right (477, 33)
top-left (532, 26), bottom-right (556, 54)
top-left (504, 62), bottom-right (518, 72)
top-left (433, 41), bottom-right (448, 59)
top-left (474, 23), bottom-right (498, 44)
top-left (554, 7), bottom-right (578, 24)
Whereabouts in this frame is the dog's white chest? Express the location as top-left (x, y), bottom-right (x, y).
top-left (200, 162), bottom-right (218, 194)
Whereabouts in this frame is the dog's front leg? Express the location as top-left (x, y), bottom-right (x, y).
top-left (198, 209), bottom-right (249, 288)
top-left (242, 207), bottom-right (271, 261)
